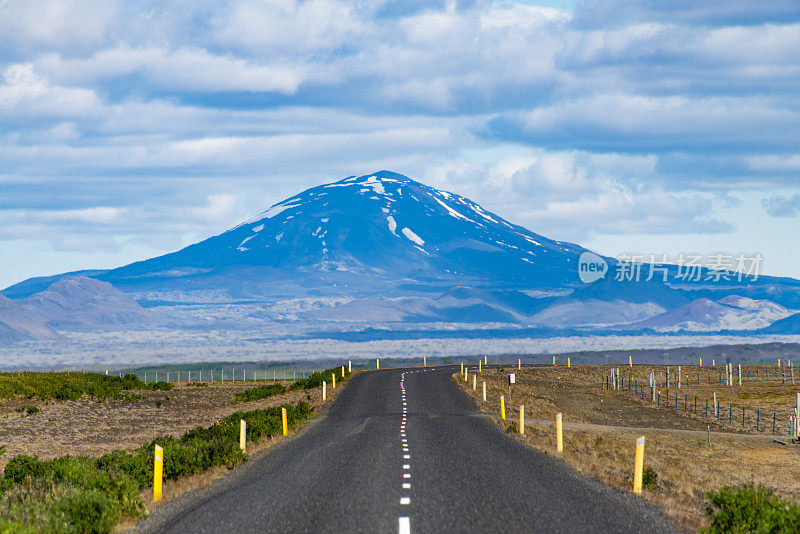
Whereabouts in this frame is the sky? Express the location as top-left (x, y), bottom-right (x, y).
top-left (1, 0), bottom-right (800, 288)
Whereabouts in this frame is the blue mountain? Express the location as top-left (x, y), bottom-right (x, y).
top-left (5, 171), bottom-right (800, 333)
top-left (66, 171), bottom-right (588, 293)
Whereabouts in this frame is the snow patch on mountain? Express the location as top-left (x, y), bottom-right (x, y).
top-left (402, 227), bottom-right (425, 246)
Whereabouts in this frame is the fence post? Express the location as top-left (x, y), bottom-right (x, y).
top-left (633, 436), bottom-right (645, 494)
top-left (153, 444), bottom-right (163, 502)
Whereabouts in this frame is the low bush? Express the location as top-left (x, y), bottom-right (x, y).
top-left (0, 372), bottom-right (173, 403)
top-left (703, 483), bottom-right (800, 533)
top-left (290, 366), bottom-right (351, 390)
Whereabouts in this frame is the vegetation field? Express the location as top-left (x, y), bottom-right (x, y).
top-left (459, 363), bottom-right (800, 532)
top-left (0, 366), bottom-right (351, 533)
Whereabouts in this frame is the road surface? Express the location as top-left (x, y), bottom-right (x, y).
top-left (137, 366), bottom-right (674, 533)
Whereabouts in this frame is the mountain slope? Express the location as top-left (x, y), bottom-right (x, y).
top-left (22, 277), bottom-right (157, 331)
top-left (0, 295), bottom-right (60, 341)
top-left (631, 296), bottom-right (798, 332)
top-left (92, 171), bottom-right (587, 292)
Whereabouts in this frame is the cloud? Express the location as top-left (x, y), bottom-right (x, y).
top-left (762, 194), bottom-right (800, 217)
top-left (0, 0), bottom-right (799, 284)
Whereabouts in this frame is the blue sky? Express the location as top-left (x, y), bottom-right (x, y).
top-left (1, 0), bottom-right (800, 288)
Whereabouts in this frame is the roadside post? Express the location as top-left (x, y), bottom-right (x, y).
top-left (424, 356), bottom-right (426, 367)
top-left (153, 445), bottom-right (163, 502)
top-left (501, 395), bottom-right (506, 420)
top-left (632, 436), bottom-right (645, 494)
top-left (518, 358), bottom-right (521, 370)
top-left (519, 405), bottom-right (525, 435)
top-left (376, 358), bottom-right (380, 370)
top-left (349, 360), bottom-right (352, 372)
top-left (508, 373), bottom-right (515, 398)
top-left (629, 355), bottom-right (632, 367)
top-left (323, 381), bottom-right (327, 401)
top-left (482, 381), bottom-right (486, 402)
top-left (556, 413), bottom-right (563, 453)
top-left (473, 374), bottom-right (476, 391)
top-left (282, 407), bottom-right (288, 436)
top-left (567, 357), bottom-right (571, 369)
top-left (332, 373), bottom-right (336, 389)
top-left (240, 420), bottom-right (246, 452)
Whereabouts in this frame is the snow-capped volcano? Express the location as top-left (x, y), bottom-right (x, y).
top-left (97, 171), bottom-right (587, 289)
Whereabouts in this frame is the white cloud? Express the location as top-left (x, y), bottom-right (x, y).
top-left (0, 64), bottom-right (100, 118)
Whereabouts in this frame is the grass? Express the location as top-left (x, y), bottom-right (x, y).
top-left (0, 373), bottom-right (172, 403)
top-left (0, 402), bottom-right (314, 533)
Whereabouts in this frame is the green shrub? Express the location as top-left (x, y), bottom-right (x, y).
top-left (703, 483), bottom-right (800, 533)
top-left (234, 383), bottom-right (286, 403)
top-left (291, 367), bottom-right (351, 390)
top-left (52, 489), bottom-right (118, 534)
top-left (25, 406), bottom-right (39, 415)
top-left (642, 466), bottom-right (657, 490)
top-left (0, 518), bottom-right (35, 534)
top-left (0, 372), bottom-right (172, 403)
top-left (505, 423), bottom-right (517, 433)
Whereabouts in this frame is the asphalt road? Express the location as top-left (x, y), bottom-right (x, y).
top-left (137, 366), bottom-right (674, 533)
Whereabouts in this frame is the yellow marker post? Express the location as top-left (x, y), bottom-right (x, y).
top-left (556, 413), bottom-right (563, 453)
top-left (282, 407), bottom-right (288, 436)
top-left (473, 374), bottom-right (476, 391)
top-left (322, 381), bottom-right (327, 401)
top-left (239, 419), bottom-right (246, 452)
top-left (479, 360), bottom-right (482, 373)
top-left (460, 362), bottom-right (463, 374)
top-left (628, 355), bottom-right (632, 367)
top-left (482, 381), bottom-right (486, 402)
top-left (501, 395), bottom-right (506, 420)
top-left (332, 372), bottom-right (336, 389)
top-left (341, 365), bottom-right (345, 378)
top-left (712, 358), bottom-right (715, 366)
top-left (552, 356), bottom-right (555, 366)
top-left (699, 357), bottom-right (702, 367)
top-left (567, 357), bottom-right (571, 369)
top-left (633, 436), bottom-right (645, 494)
top-left (778, 358), bottom-right (782, 368)
top-left (153, 444), bottom-right (163, 502)
top-left (519, 405), bottom-right (525, 435)
top-left (424, 356), bottom-right (427, 367)
top-left (377, 358), bottom-right (380, 370)
top-left (518, 358), bottom-right (521, 370)
top-left (348, 360), bottom-right (352, 372)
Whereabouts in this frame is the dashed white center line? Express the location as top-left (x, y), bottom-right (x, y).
top-left (400, 497), bottom-right (411, 505)
top-left (399, 517), bottom-right (410, 534)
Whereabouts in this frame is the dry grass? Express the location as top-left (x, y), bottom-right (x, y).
top-left (458, 364), bottom-right (800, 532)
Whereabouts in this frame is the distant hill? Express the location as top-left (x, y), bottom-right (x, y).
top-left (21, 277), bottom-right (157, 331)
